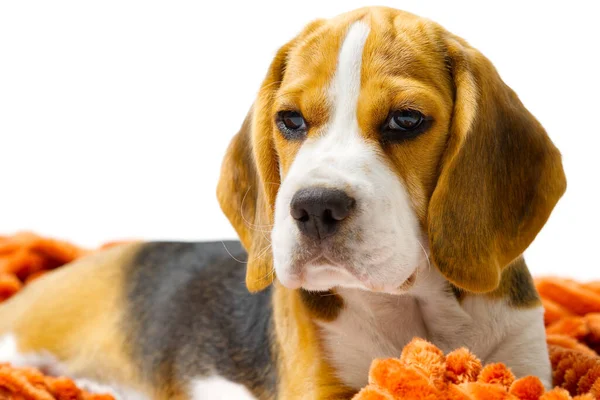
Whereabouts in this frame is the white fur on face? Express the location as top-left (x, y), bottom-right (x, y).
top-left (271, 21), bottom-right (426, 294)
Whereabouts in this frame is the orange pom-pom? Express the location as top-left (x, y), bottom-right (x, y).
top-left (589, 377), bottom-right (600, 399)
top-left (400, 338), bottom-right (447, 383)
top-left (509, 376), bottom-right (545, 400)
top-left (368, 358), bottom-right (405, 387)
top-left (382, 367), bottom-right (440, 399)
top-left (478, 363), bottom-right (515, 388)
top-left (563, 358), bottom-right (597, 394)
top-left (577, 365), bottom-right (600, 395)
top-left (539, 387), bottom-right (574, 399)
top-left (572, 395), bottom-right (595, 400)
top-left (443, 384), bottom-right (473, 400)
top-left (457, 382), bottom-right (516, 400)
top-left (445, 347), bottom-right (482, 384)
top-left (369, 358), bottom-right (440, 398)
top-left (353, 385), bottom-right (396, 400)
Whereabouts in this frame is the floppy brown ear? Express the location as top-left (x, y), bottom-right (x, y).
top-left (217, 109), bottom-right (276, 292)
top-left (217, 21), bottom-right (324, 292)
top-left (427, 35), bottom-right (567, 293)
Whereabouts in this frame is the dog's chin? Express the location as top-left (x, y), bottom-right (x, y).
top-left (278, 260), bottom-right (419, 295)
top-left (300, 264), bottom-right (363, 292)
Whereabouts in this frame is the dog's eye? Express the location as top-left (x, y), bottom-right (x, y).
top-left (276, 111), bottom-right (307, 139)
top-left (389, 110), bottom-right (423, 131)
top-left (382, 110), bottom-right (430, 141)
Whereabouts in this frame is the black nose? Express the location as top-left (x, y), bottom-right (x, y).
top-left (290, 187), bottom-right (356, 240)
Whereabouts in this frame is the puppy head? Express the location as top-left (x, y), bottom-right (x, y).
top-left (218, 7), bottom-right (566, 294)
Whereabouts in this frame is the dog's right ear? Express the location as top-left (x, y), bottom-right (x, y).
top-left (217, 20), bottom-right (325, 292)
top-left (217, 109), bottom-right (275, 293)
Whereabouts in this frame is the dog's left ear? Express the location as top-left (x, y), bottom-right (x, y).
top-left (428, 34), bottom-right (567, 293)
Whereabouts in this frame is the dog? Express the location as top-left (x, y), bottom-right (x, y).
top-left (0, 6), bottom-right (566, 400)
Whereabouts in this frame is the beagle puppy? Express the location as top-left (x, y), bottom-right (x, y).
top-left (0, 7), bottom-right (566, 400)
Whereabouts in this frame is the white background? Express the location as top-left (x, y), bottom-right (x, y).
top-left (1, 1), bottom-right (599, 279)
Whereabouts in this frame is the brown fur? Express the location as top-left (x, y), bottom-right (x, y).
top-left (216, 110), bottom-right (275, 293)
top-left (428, 34), bottom-right (566, 293)
top-left (298, 289), bottom-right (345, 322)
top-left (272, 283), bottom-right (355, 399)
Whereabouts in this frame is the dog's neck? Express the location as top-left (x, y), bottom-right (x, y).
top-left (313, 267), bottom-right (506, 390)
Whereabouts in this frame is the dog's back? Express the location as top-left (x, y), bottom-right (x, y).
top-left (0, 241), bottom-right (276, 399)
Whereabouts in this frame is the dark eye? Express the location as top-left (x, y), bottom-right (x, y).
top-left (382, 110), bottom-right (430, 141)
top-left (276, 111), bottom-right (307, 139)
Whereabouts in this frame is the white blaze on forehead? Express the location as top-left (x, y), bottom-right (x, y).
top-left (331, 21), bottom-right (370, 127)
top-left (272, 18), bottom-right (422, 293)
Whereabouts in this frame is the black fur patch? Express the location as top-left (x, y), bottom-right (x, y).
top-left (448, 257), bottom-right (539, 307)
top-left (488, 257), bottom-right (541, 308)
top-left (299, 289), bottom-right (344, 321)
top-left (123, 241), bottom-right (276, 398)
top-left (448, 283), bottom-right (466, 302)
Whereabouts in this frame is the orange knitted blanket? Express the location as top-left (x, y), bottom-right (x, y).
top-left (1, 232), bottom-right (599, 400)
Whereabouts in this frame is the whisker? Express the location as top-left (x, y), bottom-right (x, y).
top-left (251, 263), bottom-right (276, 284)
top-left (221, 241), bottom-right (248, 264)
top-left (254, 243), bottom-right (273, 261)
top-left (416, 238), bottom-right (432, 281)
top-left (260, 230), bottom-right (272, 244)
top-left (239, 186), bottom-right (275, 231)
